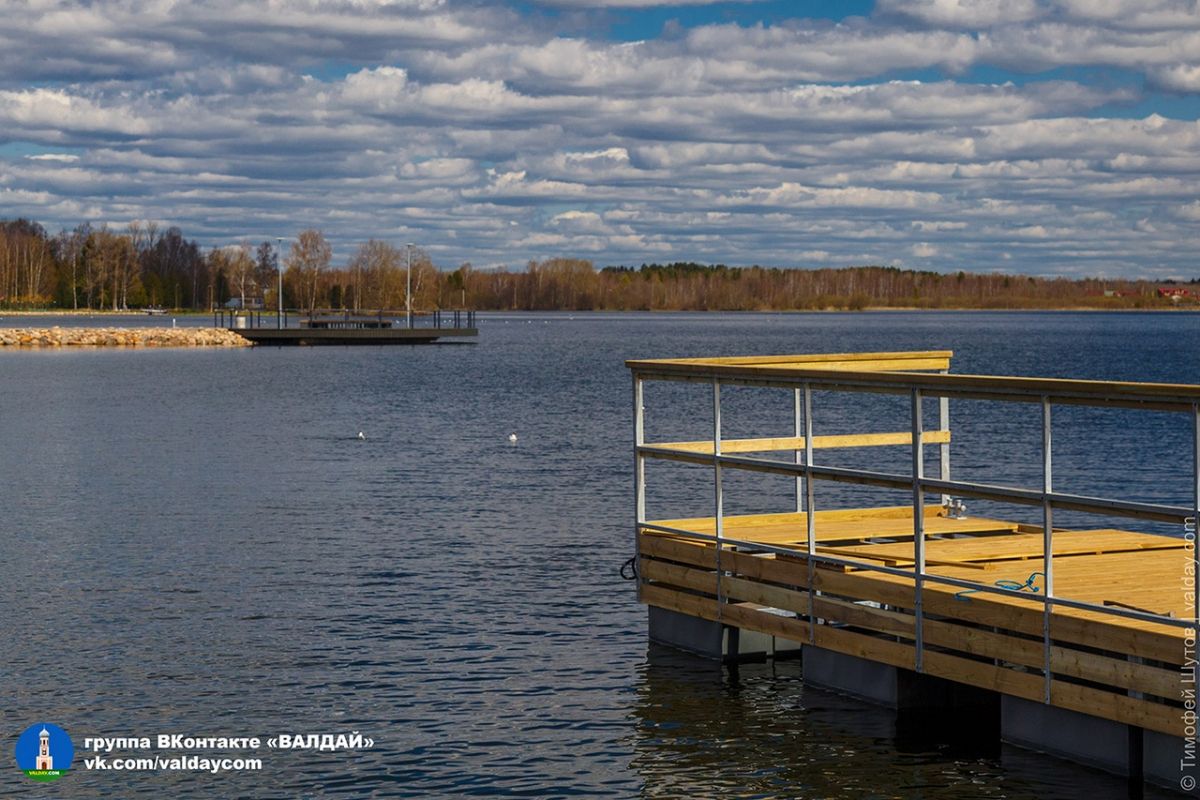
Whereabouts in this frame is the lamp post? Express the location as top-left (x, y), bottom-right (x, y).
top-left (406, 242), bottom-right (414, 330)
top-left (276, 237), bottom-right (284, 329)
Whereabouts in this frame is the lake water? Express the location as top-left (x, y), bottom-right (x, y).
top-left (1, 311), bottom-right (1195, 798)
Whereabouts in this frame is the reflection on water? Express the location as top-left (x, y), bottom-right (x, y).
top-left (632, 645), bottom-right (1172, 800)
top-left (0, 311), bottom-right (1195, 798)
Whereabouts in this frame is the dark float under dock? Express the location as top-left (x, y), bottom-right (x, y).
top-left (234, 327), bottom-right (477, 345)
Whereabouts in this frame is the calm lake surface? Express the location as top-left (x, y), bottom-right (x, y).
top-left (1, 311), bottom-right (1196, 799)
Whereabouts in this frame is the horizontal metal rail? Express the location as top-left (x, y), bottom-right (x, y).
top-left (637, 446), bottom-right (1192, 523)
top-left (637, 522), bottom-right (1191, 631)
top-left (630, 365), bottom-right (1200, 412)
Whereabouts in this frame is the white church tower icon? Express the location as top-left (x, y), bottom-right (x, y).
top-left (36, 727), bottom-right (53, 770)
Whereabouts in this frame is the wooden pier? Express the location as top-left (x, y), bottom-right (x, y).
top-left (629, 351), bottom-right (1199, 792)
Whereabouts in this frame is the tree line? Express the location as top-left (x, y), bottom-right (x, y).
top-left (0, 217), bottom-right (1188, 312)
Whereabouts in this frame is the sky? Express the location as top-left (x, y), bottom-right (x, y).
top-left (1, 0), bottom-right (1198, 277)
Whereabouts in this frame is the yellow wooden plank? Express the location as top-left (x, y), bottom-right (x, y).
top-left (816, 544), bottom-right (989, 570)
top-left (812, 567), bottom-right (916, 608)
top-left (640, 533), bottom-right (814, 588)
top-left (812, 625), bottom-right (915, 671)
top-left (719, 547), bottom-right (810, 587)
top-left (920, 648), bottom-right (1046, 700)
top-left (651, 430), bottom-right (951, 455)
top-left (721, 603), bottom-right (812, 642)
top-left (631, 351), bottom-right (954, 369)
top-left (641, 559), bottom-right (716, 595)
top-left (1049, 680), bottom-right (1183, 737)
top-left (648, 509), bottom-right (1019, 545)
top-left (815, 529), bottom-right (1185, 568)
top-left (720, 574), bottom-right (809, 616)
top-left (1051, 647), bottom-right (1180, 701)
top-left (640, 583), bottom-right (721, 623)
top-left (639, 532), bottom-right (717, 569)
top-left (640, 583), bottom-right (813, 642)
top-left (758, 358), bottom-right (952, 372)
top-left (812, 596), bottom-right (915, 637)
top-left (628, 355), bottom-right (1200, 408)
top-left (652, 505), bottom-right (917, 530)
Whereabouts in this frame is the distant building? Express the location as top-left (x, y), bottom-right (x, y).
top-left (224, 297), bottom-right (264, 310)
top-left (1157, 287), bottom-right (1191, 301)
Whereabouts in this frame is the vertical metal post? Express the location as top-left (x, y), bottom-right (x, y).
top-left (1042, 397), bottom-right (1054, 703)
top-left (938, 381), bottom-right (951, 505)
top-left (406, 243), bottom-right (414, 329)
top-left (794, 388), bottom-right (804, 513)
top-left (713, 380), bottom-right (724, 614)
top-left (803, 385), bottom-right (816, 642)
top-left (276, 237), bottom-right (284, 330)
top-left (911, 388), bottom-right (925, 672)
top-left (633, 376), bottom-right (646, 602)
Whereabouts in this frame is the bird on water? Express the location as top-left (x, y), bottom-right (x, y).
top-left (508, 433), bottom-right (518, 444)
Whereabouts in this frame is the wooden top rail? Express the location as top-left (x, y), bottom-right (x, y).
top-left (649, 430), bottom-right (950, 455)
top-left (628, 351), bottom-right (1200, 411)
top-left (629, 350), bottom-right (953, 372)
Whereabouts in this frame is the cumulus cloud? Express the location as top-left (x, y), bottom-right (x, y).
top-left (1149, 63), bottom-right (1200, 92)
top-left (0, 0), bottom-right (1196, 274)
top-left (877, 0), bottom-right (1044, 28)
top-left (533, 0), bottom-right (749, 5)
top-left (25, 153), bottom-right (80, 163)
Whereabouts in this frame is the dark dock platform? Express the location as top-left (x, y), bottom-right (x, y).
top-left (216, 308), bottom-right (478, 346)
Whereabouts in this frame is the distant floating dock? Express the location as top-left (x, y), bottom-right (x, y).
top-left (217, 308), bottom-right (477, 346)
top-left (628, 350), bottom-right (1200, 794)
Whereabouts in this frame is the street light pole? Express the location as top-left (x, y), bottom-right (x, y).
top-left (276, 237), bottom-right (284, 329)
top-left (406, 243), bottom-right (414, 330)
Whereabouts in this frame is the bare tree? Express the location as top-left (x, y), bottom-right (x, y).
top-left (285, 229), bottom-right (332, 313)
top-left (209, 244), bottom-right (256, 309)
top-left (347, 240), bottom-right (402, 309)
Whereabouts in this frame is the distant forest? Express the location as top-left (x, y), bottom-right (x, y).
top-left (0, 217), bottom-right (1194, 312)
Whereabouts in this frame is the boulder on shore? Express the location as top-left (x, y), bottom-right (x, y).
top-left (0, 327), bottom-right (253, 348)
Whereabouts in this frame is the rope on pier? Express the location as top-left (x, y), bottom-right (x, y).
top-left (619, 556), bottom-right (639, 581)
top-left (955, 571), bottom-right (1045, 602)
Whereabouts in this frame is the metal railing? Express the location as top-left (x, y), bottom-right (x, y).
top-left (630, 353), bottom-right (1199, 703)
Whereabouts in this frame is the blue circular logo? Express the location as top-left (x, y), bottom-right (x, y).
top-left (14, 723), bottom-right (73, 782)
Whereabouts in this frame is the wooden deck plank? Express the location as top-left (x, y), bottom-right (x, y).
top-left (923, 547), bottom-right (1192, 620)
top-left (645, 510), bottom-right (1187, 632)
top-left (816, 528), bottom-right (1185, 568)
top-left (648, 508), bottom-right (1019, 545)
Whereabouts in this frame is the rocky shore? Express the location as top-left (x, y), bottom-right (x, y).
top-left (0, 327), bottom-right (252, 347)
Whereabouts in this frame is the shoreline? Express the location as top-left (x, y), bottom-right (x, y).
top-left (0, 327), bottom-right (251, 347)
top-left (1, 306), bottom-right (1196, 319)
top-left (0, 309), bottom-right (209, 316)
